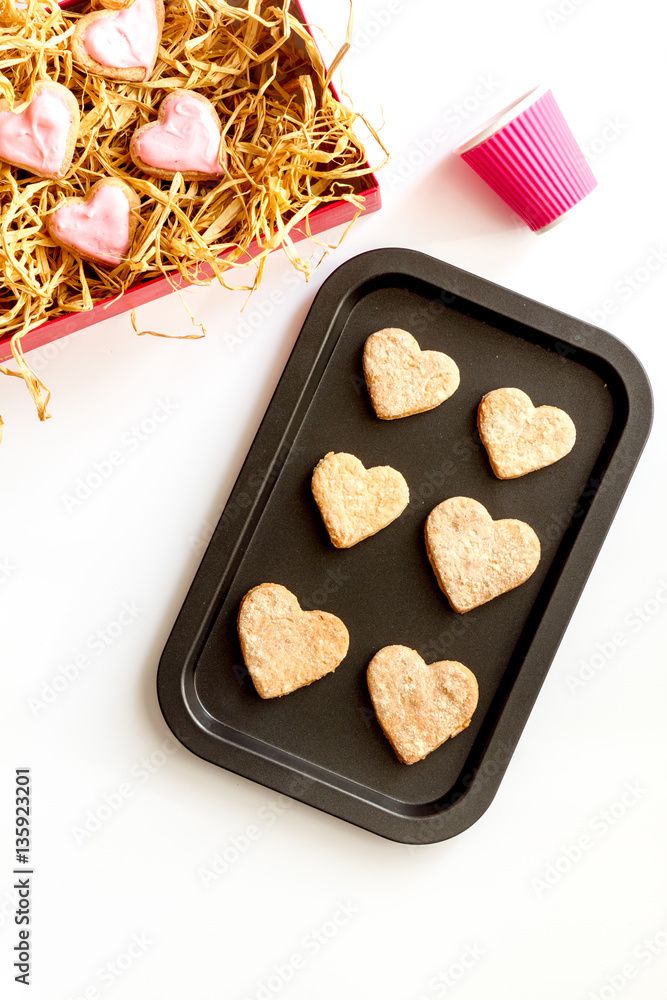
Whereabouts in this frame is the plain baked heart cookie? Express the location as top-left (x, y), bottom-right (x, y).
top-left (0, 82), bottom-right (79, 179)
top-left (237, 583), bottom-right (349, 699)
top-left (367, 646), bottom-right (479, 764)
top-left (425, 496), bottom-right (540, 613)
top-left (46, 178), bottom-right (140, 267)
top-left (70, 0), bottom-right (165, 83)
top-left (478, 387), bottom-right (576, 479)
top-left (130, 90), bottom-right (225, 181)
top-left (363, 328), bottom-right (460, 419)
top-left (311, 451), bottom-right (409, 548)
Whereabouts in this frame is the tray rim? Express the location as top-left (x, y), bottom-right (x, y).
top-left (157, 247), bottom-right (653, 844)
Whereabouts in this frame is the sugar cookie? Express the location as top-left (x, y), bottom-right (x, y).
top-left (363, 328), bottom-right (460, 419)
top-left (311, 451), bottom-right (409, 548)
top-left (70, 0), bottom-right (165, 83)
top-left (425, 496), bottom-right (540, 613)
top-left (367, 645), bottom-right (478, 764)
top-left (46, 178), bottom-right (140, 267)
top-left (478, 387), bottom-right (576, 479)
top-left (0, 82), bottom-right (79, 179)
top-left (130, 90), bottom-right (226, 181)
top-left (237, 583), bottom-right (349, 699)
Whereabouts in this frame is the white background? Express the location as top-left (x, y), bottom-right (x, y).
top-left (2, 1), bottom-right (666, 998)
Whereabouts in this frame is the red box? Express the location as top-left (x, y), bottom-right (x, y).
top-left (0, 1), bottom-right (381, 362)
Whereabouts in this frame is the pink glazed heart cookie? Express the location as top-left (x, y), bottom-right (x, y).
top-left (130, 90), bottom-right (226, 181)
top-left (70, 0), bottom-right (165, 83)
top-left (46, 178), bottom-right (140, 267)
top-left (0, 82), bottom-right (80, 179)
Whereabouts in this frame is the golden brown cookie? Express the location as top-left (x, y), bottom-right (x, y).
top-left (70, 0), bottom-right (165, 83)
top-left (237, 583), bottom-right (349, 699)
top-left (363, 328), bottom-right (460, 419)
top-left (311, 451), bottom-right (409, 548)
top-left (0, 81), bottom-right (80, 180)
top-left (478, 387), bottom-right (576, 479)
top-left (367, 646), bottom-right (479, 764)
top-left (425, 496), bottom-right (540, 613)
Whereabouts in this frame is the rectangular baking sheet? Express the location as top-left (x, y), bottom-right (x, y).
top-left (157, 247), bottom-right (652, 843)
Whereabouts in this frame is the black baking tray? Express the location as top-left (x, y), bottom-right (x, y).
top-left (157, 248), bottom-right (652, 844)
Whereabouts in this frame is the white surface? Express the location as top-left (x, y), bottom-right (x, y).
top-left (2, 1), bottom-right (667, 998)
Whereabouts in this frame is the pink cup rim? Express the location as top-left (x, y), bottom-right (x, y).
top-left (454, 84), bottom-right (549, 155)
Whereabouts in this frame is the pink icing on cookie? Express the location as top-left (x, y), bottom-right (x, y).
top-left (82, 0), bottom-right (159, 78)
top-left (0, 88), bottom-right (73, 176)
top-left (51, 185), bottom-right (132, 265)
top-left (134, 94), bottom-right (223, 175)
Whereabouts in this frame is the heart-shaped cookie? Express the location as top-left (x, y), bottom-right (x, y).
top-left (70, 0), bottom-right (165, 83)
top-left (130, 90), bottom-right (225, 181)
top-left (478, 387), bottom-right (576, 479)
top-left (425, 496), bottom-right (540, 613)
top-left (46, 178), bottom-right (140, 267)
top-left (237, 583), bottom-right (349, 699)
top-left (363, 328), bottom-right (460, 419)
top-left (0, 82), bottom-right (80, 179)
top-left (367, 646), bottom-right (479, 764)
top-left (311, 452), bottom-right (409, 548)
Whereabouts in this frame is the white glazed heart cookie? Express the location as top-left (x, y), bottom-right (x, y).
top-left (367, 645), bottom-right (479, 764)
top-left (311, 451), bottom-right (409, 548)
top-left (478, 387), bottom-right (576, 479)
top-left (363, 328), bottom-right (460, 419)
top-left (46, 178), bottom-right (140, 267)
top-left (70, 0), bottom-right (165, 83)
top-left (425, 496), bottom-right (540, 613)
top-left (237, 583), bottom-right (349, 699)
top-left (130, 90), bottom-right (226, 181)
top-left (0, 82), bottom-right (80, 179)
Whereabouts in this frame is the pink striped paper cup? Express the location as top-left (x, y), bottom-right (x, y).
top-left (454, 86), bottom-right (597, 233)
